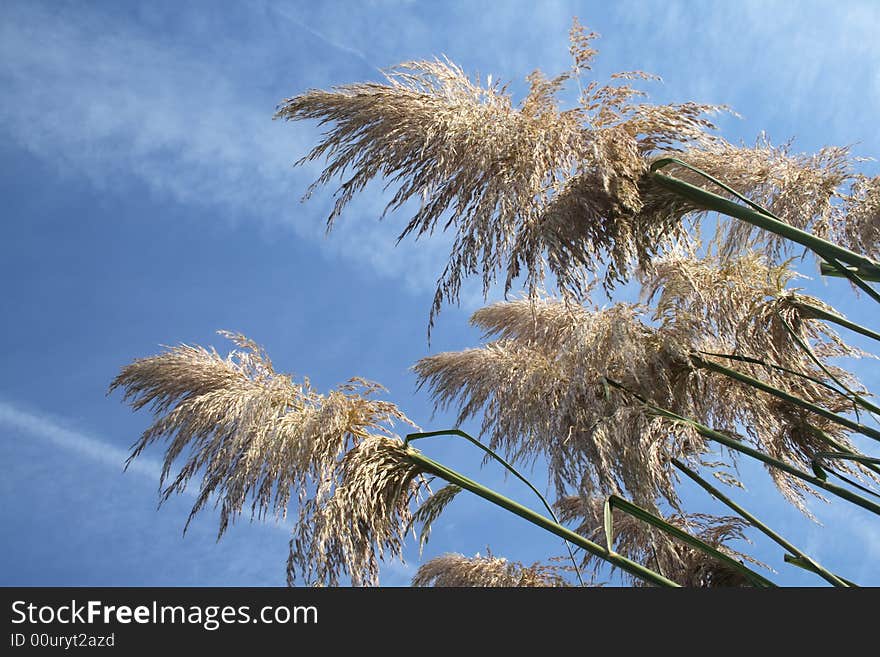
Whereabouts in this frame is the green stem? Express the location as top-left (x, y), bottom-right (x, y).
top-left (404, 447), bottom-right (680, 587)
top-left (811, 452), bottom-right (880, 499)
top-left (819, 470), bottom-right (880, 501)
top-left (691, 354), bottom-right (880, 443)
top-left (605, 495), bottom-right (776, 587)
top-left (821, 255), bottom-right (880, 306)
top-left (603, 378), bottom-right (880, 516)
top-left (698, 347), bottom-right (880, 478)
top-left (783, 555), bottom-right (859, 587)
top-left (804, 425), bottom-right (880, 480)
top-left (775, 314), bottom-right (880, 418)
top-left (792, 301), bottom-right (880, 344)
top-left (406, 429), bottom-right (585, 587)
top-left (697, 350), bottom-right (863, 411)
top-left (679, 421), bottom-right (880, 516)
top-left (649, 158), bottom-right (880, 278)
top-left (672, 412), bottom-right (880, 515)
top-left (673, 459), bottom-right (852, 587)
top-left (820, 262), bottom-right (880, 283)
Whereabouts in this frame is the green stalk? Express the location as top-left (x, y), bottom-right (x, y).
top-left (403, 447), bottom-right (680, 587)
top-left (691, 353), bottom-right (880, 443)
top-left (783, 555), bottom-right (858, 587)
top-left (820, 262), bottom-right (880, 282)
top-left (810, 452), bottom-right (880, 498)
top-left (602, 378), bottom-right (880, 516)
top-left (405, 429), bottom-right (585, 586)
top-left (667, 411), bottom-right (880, 515)
top-left (803, 425), bottom-right (880, 480)
top-left (697, 350), bottom-right (865, 412)
top-left (815, 470), bottom-right (880, 501)
top-left (821, 255), bottom-right (880, 305)
top-left (667, 415), bottom-right (880, 516)
top-left (775, 314), bottom-right (880, 418)
top-left (649, 158), bottom-right (880, 278)
top-left (792, 301), bottom-right (880, 344)
top-left (604, 495), bottom-right (776, 587)
top-left (673, 459), bottom-right (852, 587)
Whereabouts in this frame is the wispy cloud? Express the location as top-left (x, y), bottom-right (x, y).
top-left (271, 4), bottom-right (378, 70)
top-left (0, 397), bottom-right (297, 585)
top-left (0, 2), bottom-right (450, 297)
top-left (0, 399), bottom-right (301, 533)
top-left (0, 397), bottom-right (424, 583)
top-left (606, 0), bottom-right (880, 153)
top-left (2, 1), bottom-right (877, 304)
top-left (0, 399), bottom-right (161, 482)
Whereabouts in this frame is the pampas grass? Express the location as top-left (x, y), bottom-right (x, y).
top-left (415, 286), bottom-right (874, 513)
top-left (289, 435), bottom-right (428, 586)
top-left (408, 483), bottom-right (462, 554)
top-left (110, 331), bottom-right (427, 586)
top-left (276, 20), bottom-right (723, 324)
top-left (640, 139), bottom-right (854, 258)
top-left (835, 175), bottom-right (880, 259)
top-left (113, 17), bottom-right (880, 587)
top-left (412, 552), bottom-right (568, 587)
top-left (556, 496), bottom-right (757, 587)
top-left (414, 299), bottom-right (705, 509)
top-left (277, 18), bottom-right (876, 321)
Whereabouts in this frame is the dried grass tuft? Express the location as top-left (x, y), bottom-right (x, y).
top-left (556, 495), bottom-right (758, 587)
top-left (277, 19), bottom-right (723, 325)
top-left (408, 483), bottom-right (462, 554)
top-left (833, 175), bottom-right (880, 259)
top-left (411, 551), bottom-right (568, 587)
top-left (110, 331), bottom-right (425, 586)
top-left (414, 298), bottom-right (705, 509)
top-left (642, 137), bottom-right (855, 260)
top-left (290, 435), bottom-right (428, 586)
top-left (641, 249), bottom-right (875, 510)
top-left (279, 19), bottom-right (878, 327)
top-left (416, 285), bottom-right (873, 513)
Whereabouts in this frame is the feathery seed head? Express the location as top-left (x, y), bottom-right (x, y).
top-left (556, 495), bottom-right (756, 587)
top-left (411, 552), bottom-right (568, 587)
top-left (111, 332), bottom-right (424, 585)
top-left (642, 138), bottom-right (856, 261)
top-left (641, 251), bottom-right (875, 509)
top-left (277, 19), bottom-right (724, 325)
top-left (420, 291), bottom-right (876, 513)
top-left (408, 483), bottom-right (462, 555)
top-left (415, 298), bottom-right (705, 507)
top-left (834, 175), bottom-right (880, 259)
top-left (290, 435), bottom-right (428, 586)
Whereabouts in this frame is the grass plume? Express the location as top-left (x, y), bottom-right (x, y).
top-left (110, 331), bottom-right (425, 586)
top-left (412, 552), bottom-right (568, 587)
top-left (276, 19), bottom-right (723, 327)
top-left (416, 286), bottom-right (875, 513)
top-left (556, 495), bottom-right (759, 587)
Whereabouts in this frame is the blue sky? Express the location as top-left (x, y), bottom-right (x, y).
top-left (1, 0), bottom-right (879, 587)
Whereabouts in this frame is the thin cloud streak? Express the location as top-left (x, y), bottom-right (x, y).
top-left (272, 4), bottom-right (379, 71)
top-left (0, 3), bottom-right (450, 298)
top-left (0, 400), bottom-right (162, 482)
top-left (0, 397), bottom-right (419, 583)
top-left (0, 400), bottom-right (294, 533)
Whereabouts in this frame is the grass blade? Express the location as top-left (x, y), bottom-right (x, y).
top-left (605, 495), bottom-right (776, 587)
top-left (406, 429), bottom-right (585, 586)
top-left (405, 447), bottom-right (680, 587)
top-left (691, 354), bottom-right (880, 443)
top-left (792, 301), bottom-right (880, 344)
top-left (673, 459), bottom-right (852, 587)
